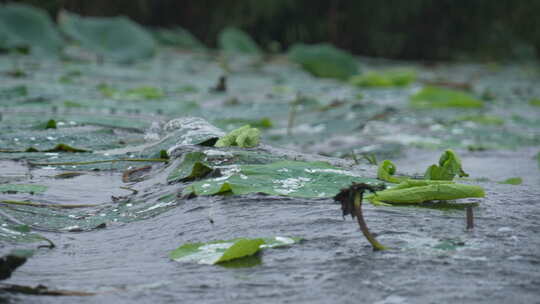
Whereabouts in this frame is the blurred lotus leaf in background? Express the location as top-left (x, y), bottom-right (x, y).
top-left (153, 26), bottom-right (206, 50)
top-left (410, 86), bottom-right (484, 108)
top-left (288, 43), bottom-right (358, 80)
top-left (58, 10), bottom-right (156, 62)
top-left (0, 3), bottom-right (64, 55)
top-left (218, 27), bottom-right (261, 55)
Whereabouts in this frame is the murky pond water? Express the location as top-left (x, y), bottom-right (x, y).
top-left (0, 50), bottom-right (539, 303)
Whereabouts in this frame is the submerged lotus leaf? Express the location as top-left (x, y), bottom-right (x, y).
top-left (183, 160), bottom-right (381, 198)
top-left (350, 69), bottom-right (416, 87)
top-left (99, 84), bottom-right (164, 100)
top-left (410, 86), bottom-right (484, 108)
top-left (167, 152), bottom-right (212, 183)
top-left (218, 27), bottom-right (261, 55)
top-left (214, 125), bottom-right (261, 148)
top-left (0, 184), bottom-right (47, 194)
top-left (455, 115), bottom-right (505, 126)
top-left (424, 149), bottom-right (468, 180)
top-left (59, 11), bottom-right (155, 62)
top-left (288, 43), bottom-right (358, 80)
top-left (169, 236), bottom-right (299, 265)
top-left (366, 180), bottom-right (485, 205)
top-left (529, 98), bottom-right (540, 107)
top-left (0, 249), bottom-right (33, 280)
top-left (0, 85), bottom-right (28, 99)
top-left (0, 222), bottom-right (52, 247)
top-left (0, 4), bottom-right (63, 55)
top-left (153, 27), bottom-right (206, 50)
top-left (498, 177), bottom-right (523, 185)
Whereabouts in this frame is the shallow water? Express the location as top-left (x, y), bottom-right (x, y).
top-left (0, 51), bottom-right (539, 303)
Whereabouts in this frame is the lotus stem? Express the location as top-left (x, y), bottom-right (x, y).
top-left (353, 191), bottom-right (387, 251)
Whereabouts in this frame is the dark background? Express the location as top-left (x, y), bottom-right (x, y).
top-left (3, 0), bottom-right (540, 60)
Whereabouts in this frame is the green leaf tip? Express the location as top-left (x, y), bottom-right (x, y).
top-left (377, 160), bottom-right (405, 183)
top-left (215, 238), bottom-right (265, 264)
top-left (424, 149), bottom-right (468, 181)
top-left (159, 150), bottom-right (169, 160)
top-left (214, 125), bottom-right (261, 148)
top-left (45, 119), bottom-right (57, 129)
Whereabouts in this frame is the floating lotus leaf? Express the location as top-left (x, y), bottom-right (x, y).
top-left (184, 160), bottom-right (381, 198)
top-left (169, 236), bottom-right (299, 265)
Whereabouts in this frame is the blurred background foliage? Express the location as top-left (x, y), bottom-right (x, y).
top-left (2, 0), bottom-right (540, 61)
